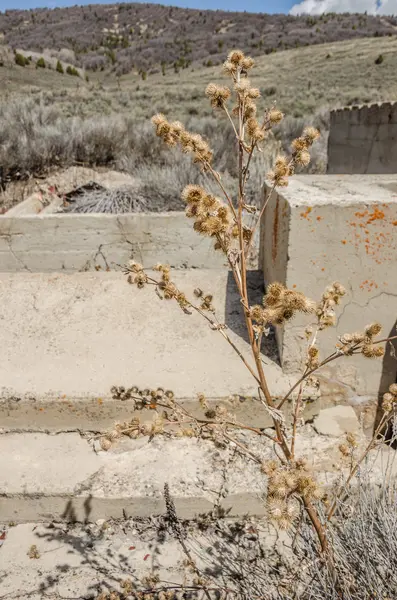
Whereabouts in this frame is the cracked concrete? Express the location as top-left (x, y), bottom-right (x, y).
top-left (0, 212), bottom-right (232, 272)
top-left (261, 175), bottom-right (397, 397)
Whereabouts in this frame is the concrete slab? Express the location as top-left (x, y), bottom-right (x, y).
top-left (260, 175), bottom-right (397, 398)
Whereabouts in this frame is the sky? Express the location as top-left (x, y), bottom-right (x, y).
top-left (0, 0), bottom-right (396, 17)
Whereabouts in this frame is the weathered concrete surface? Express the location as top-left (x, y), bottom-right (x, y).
top-left (0, 392), bottom-right (326, 433)
top-left (260, 175), bottom-right (397, 398)
top-left (0, 270), bottom-right (295, 431)
top-left (0, 212), bottom-right (232, 271)
top-left (0, 433), bottom-right (267, 523)
top-left (313, 405), bottom-right (360, 437)
top-left (0, 517), bottom-right (289, 599)
top-left (1, 426), bottom-right (395, 524)
top-left (327, 102), bottom-right (397, 174)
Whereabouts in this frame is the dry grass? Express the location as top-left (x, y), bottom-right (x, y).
top-left (1, 36), bottom-right (396, 211)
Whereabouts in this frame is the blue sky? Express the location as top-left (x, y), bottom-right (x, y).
top-left (0, 0), bottom-right (298, 13)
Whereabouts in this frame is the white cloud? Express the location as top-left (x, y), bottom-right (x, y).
top-left (289, 0), bottom-right (397, 16)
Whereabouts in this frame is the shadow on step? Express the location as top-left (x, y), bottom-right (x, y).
top-left (225, 270), bottom-right (280, 364)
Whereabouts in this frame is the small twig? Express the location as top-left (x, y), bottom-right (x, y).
top-left (326, 411), bottom-right (393, 521)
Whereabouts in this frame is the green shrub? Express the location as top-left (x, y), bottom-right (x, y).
top-left (375, 54), bottom-right (384, 65)
top-left (15, 53), bottom-right (29, 67)
top-left (36, 57), bottom-right (46, 69)
top-left (66, 65), bottom-right (79, 76)
top-left (56, 60), bottom-right (64, 74)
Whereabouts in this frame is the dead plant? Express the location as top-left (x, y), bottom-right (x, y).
top-left (100, 50), bottom-right (397, 572)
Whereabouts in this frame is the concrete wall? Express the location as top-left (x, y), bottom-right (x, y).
top-left (327, 102), bottom-right (397, 174)
top-left (0, 213), bottom-right (228, 271)
top-left (260, 175), bottom-right (397, 399)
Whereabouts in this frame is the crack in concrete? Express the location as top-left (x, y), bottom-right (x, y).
top-left (2, 232), bottom-right (32, 273)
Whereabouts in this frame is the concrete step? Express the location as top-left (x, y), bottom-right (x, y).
top-left (0, 431), bottom-right (268, 524)
top-left (0, 270), bottom-right (298, 431)
top-left (1, 423), bottom-right (395, 525)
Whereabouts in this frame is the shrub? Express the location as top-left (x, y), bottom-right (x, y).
top-left (14, 53), bottom-right (29, 67)
top-left (36, 57), bottom-right (46, 68)
top-left (56, 60), bottom-right (64, 74)
top-left (66, 65), bottom-right (79, 76)
top-left (375, 53), bottom-right (384, 65)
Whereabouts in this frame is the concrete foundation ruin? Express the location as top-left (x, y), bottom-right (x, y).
top-left (0, 171), bottom-right (397, 524)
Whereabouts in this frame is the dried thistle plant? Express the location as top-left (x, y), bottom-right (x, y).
top-left (114, 49), bottom-right (397, 564)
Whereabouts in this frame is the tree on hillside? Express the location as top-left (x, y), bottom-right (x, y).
top-left (56, 60), bottom-right (64, 74)
top-left (15, 53), bottom-right (29, 67)
top-left (66, 65), bottom-right (79, 77)
top-left (36, 57), bottom-right (46, 68)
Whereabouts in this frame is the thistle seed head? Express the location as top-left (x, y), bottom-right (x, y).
top-left (205, 83), bottom-right (231, 109)
top-left (100, 437), bottom-right (112, 451)
top-left (268, 108), bottom-right (284, 125)
top-left (364, 322), bottom-right (382, 338)
top-left (362, 344), bottom-right (385, 358)
top-left (228, 49), bottom-right (245, 65)
top-left (181, 184), bottom-right (206, 204)
top-left (295, 149), bottom-right (311, 167)
top-left (303, 126), bottom-right (321, 144)
top-left (241, 56), bottom-right (255, 71)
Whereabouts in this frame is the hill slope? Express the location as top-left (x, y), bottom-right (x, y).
top-left (1, 3), bottom-right (397, 76)
top-left (1, 36), bottom-right (396, 118)
top-left (1, 36), bottom-right (397, 210)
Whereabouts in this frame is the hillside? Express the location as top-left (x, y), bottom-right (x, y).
top-left (0, 3), bottom-right (397, 76)
top-left (1, 36), bottom-right (397, 211)
top-left (2, 36), bottom-right (396, 119)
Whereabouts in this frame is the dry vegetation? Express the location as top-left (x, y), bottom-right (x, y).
top-left (94, 49), bottom-right (397, 598)
top-left (1, 36), bottom-right (397, 213)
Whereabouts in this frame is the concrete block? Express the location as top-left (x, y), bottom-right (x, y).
top-left (1, 426), bottom-right (396, 524)
top-left (0, 212), bottom-right (243, 271)
top-left (260, 175), bottom-right (397, 398)
top-left (5, 193), bottom-right (45, 216)
top-left (313, 405), bottom-right (360, 437)
top-left (0, 432), bottom-right (268, 523)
